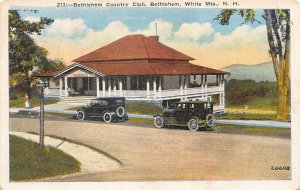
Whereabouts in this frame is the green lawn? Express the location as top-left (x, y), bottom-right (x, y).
top-left (128, 117), bottom-right (153, 123)
top-left (217, 125), bottom-right (290, 135)
top-left (9, 135), bottom-right (80, 181)
top-left (45, 112), bottom-right (75, 119)
top-left (67, 103), bottom-right (163, 115)
top-left (227, 96), bottom-right (278, 111)
top-left (126, 103), bottom-right (163, 115)
top-left (10, 96), bottom-right (58, 108)
top-left (220, 113), bottom-right (276, 120)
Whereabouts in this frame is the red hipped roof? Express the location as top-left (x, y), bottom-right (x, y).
top-left (40, 34), bottom-right (229, 77)
top-left (80, 61), bottom-right (228, 76)
top-left (73, 34), bottom-right (194, 62)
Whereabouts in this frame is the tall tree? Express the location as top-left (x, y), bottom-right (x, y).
top-left (215, 9), bottom-right (290, 120)
top-left (9, 10), bottom-right (58, 106)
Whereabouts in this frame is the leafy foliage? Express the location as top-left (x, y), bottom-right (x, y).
top-left (225, 79), bottom-right (277, 106)
top-left (9, 10), bottom-right (65, 99)
top-left (215, 9), bottom-right (290, 120)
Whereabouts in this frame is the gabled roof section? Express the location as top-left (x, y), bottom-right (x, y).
top-left (53, 63), bottom-right (105, 78)
top-left (73, 34), bottom-right (194, 62)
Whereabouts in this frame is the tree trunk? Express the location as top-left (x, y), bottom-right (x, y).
top-left (263, 10), bottom-right (290, 121)
top-left (276, 82), bottom-right (288, 120)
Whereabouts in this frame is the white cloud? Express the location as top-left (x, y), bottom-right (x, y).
top-left (24, 16), bottom-right (40, 22)
top-left (134, 19), bottom-right (174, 41)
top-left (174, 22), bottom-right (214, 41)
top-left (32, 18), bottom-right (270, 68)
top-left (46, 18), bottom-right (88, 39)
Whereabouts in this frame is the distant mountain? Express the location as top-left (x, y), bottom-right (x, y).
top-left (223, 62), bottom-right (277, 82)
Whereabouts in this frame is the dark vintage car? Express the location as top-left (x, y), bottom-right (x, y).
top-left (153, 101), bottom-right (216, 131)
top-left (76, 97), bottom-right (128, 123)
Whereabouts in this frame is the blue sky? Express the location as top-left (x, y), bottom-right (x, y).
top-left (17, 7), bottom-right (265, 35)
top-left (13, 7), bottom-right (270, 68)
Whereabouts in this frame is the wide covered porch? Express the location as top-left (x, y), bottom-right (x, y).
top-left (43, 64), bottom-right (226, 111)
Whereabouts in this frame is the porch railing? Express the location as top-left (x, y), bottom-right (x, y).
top-left (45, 85), bottom-right (224, 99)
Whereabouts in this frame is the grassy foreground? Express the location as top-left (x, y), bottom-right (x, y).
top-left (9, 135), bottom-right (80, 181)
top-left (10, 96), bottom-right (58, 108)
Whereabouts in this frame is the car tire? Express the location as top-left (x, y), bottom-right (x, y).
top-left (188, 118), bottom-right (199, 132)
top-left (77, 111), bottom-right (85, 120)
top-left (154, 115), bottom-right (164, 128)
top-left (103, 112), bottom-right (112, 123)
top-left (205, 113), bottom-right (216, 130)
top-left (116, 106), bottom-right (125, 118)
top-left (116, 115), bottom-right (126, 122)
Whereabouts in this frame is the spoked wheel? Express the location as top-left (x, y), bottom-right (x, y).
top-left (154, 115), bottom-right (164, 128)
top-left (103, 112), bottom-right (112, 123)
top-left (116, 106), bottom-right (125, 118)
top-left (77, 111), bottom-right (85, 120)
top-left (188, 118), bottom-right (199, 132)
top-left (205, 114), bottom-right (216, 130)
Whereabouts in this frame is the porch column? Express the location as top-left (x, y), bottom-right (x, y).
top-left (136, 76), bottom-right (139, 90)
top-left (184, 75), bottom-right (188, 97)
top-left (102, 77), bottom-right (106, 97)
top-left (113, 77), bottom-right (117, 96)
top-left (146, 78), bottom-right (150, 98)
top-left (64, 76), bottom-right (68, 97)
top-left (127, 76), bottom-right (131, 90)
top-left (153, 76), bottom-right (157, 99)
top-left (59, 78), bottom-right (63, 97)
top-left (158, 76), bottom-right (162, 98)
top-left (96, 76), bottom-right (100, 98)
top-left (119, 77), bottom-right (123, 96)
top-left (180, 75), bottom-right (184, 98)
top-left (223, 81), bottom-right (226, 110)
top-left (108, 77), bottom-right (112, 96)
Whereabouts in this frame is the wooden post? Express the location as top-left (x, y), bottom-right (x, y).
top-left (59, 78), bottom-right (63, 97)
top-left (113, 77), bottom-right (117, 96)
top-left (64, 76), bottom-right (68, 97)
top-left (146, 78), bottom-right (150, 98)
top-left (102, 77), bottom-right (106, 97)
top-left (153, 76), bottom-right (157, 99)
top-left (119, 77), bottom-right (123, 96)
top-left (96, 76), bottom-right (100, 97)
top-left (108, 77), bottom-right (111, 96)
top-left (158, 76), bottom-right (162, 98)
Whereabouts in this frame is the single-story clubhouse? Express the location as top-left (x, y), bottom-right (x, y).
top-left (37, 34), bottom-right (229, 111)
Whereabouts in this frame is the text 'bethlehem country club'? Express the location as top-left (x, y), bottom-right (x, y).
top-left (68, 1), bottom-right (239, 7)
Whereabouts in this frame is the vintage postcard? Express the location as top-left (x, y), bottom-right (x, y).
top-left (0, 0), bottom-right (299, 189)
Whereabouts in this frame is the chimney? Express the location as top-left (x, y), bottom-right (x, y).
top-left (149, 35), bottom-right (159, 41)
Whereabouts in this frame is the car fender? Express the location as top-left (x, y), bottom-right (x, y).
top-left (153, 114), bottom-right (163, 118)
top-left (188, 116), bottom-right (202, 124)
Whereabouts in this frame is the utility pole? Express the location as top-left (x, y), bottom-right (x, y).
top-left (36, 82), bottom-right (49, 147)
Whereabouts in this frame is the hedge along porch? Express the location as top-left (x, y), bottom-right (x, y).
top-left (38, 34), bottom-right (229, 111)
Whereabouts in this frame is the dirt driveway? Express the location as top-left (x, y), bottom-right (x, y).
top-left (9, 117), bottom-right (291, 181)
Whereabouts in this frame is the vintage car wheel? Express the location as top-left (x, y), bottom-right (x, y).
top-left (205, 114), bottom-right (216, 129)
top-left (116, 106), bottom-right (125, 118)
top-left (103, 112), bottom-right (112, 123)
top-left (188, 118), bottom-right (199, 132)
top-left (116, 114), bottom-right (126, 122)
top-left (77, 111), bottom-right (85, 120)
top-left (154, 115), bottom-right (164, 128)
